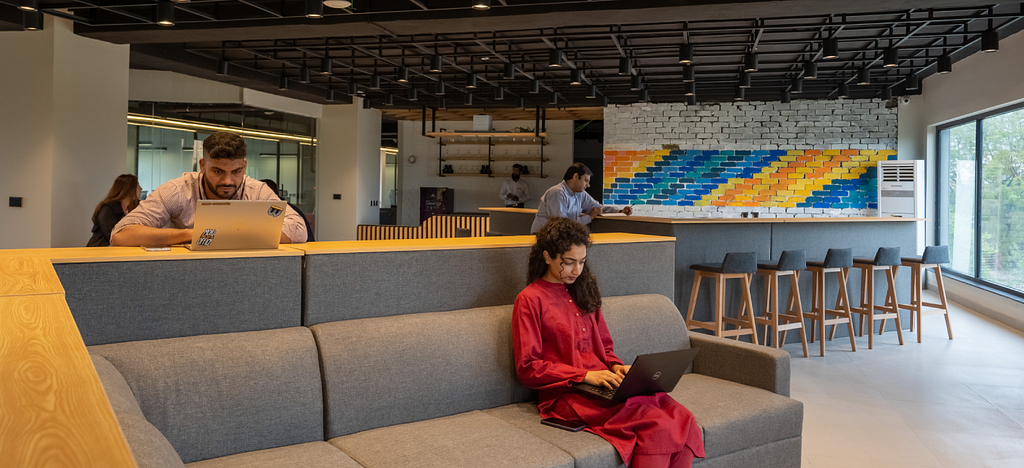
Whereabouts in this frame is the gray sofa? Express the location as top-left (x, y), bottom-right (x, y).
top-left (89, 294), bottom-right (802, 468)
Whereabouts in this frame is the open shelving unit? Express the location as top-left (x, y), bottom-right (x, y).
top-left (429, 131), bottom-right (549, 178)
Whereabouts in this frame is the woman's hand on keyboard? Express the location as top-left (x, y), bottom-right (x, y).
top-left (610, 364), bottom-right (631, 379)
top-left (583, 370), bottom-right (622, 389)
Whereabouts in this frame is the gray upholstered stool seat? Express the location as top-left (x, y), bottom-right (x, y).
top-left (851, 247), bottom-right (905, 349)
top-left (803, 248), bottom-right (857, 356)
top-left (686, 252), bottom-right (759, 344)
top-left (899, 245), bottom-right (953, 343)
top-left (754, 250), bottom-right (809, 357)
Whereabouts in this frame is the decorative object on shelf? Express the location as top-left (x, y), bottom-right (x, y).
top-left (430, 130), bottom-right (548, 178)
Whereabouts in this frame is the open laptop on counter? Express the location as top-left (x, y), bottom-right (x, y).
top-left (185, 200), bottom-right (286, 251)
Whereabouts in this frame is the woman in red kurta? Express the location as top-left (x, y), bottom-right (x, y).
top-left (513, 218), bottom-right (705, 468)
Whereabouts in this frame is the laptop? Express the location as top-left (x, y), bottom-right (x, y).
top-left (185, 200), bottom-right (287, 251)
top-left (573, 348), bottom-right (700, 402)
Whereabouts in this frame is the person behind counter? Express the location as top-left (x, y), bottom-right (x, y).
top-left (110, 131), bottom-right (308, 246)
top-left (260, 178), bottom-right (315, 242)
top-left (87, 174), bottom-right (141, 247)
top-left (513, 218), bottom-right (704, 468)
top-left (500, 164), bottom-right (531, 208)
top-left (531, 163), bottom-right (632, 233)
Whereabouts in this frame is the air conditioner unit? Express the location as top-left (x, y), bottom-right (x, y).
top-left (878, 159), bottom-right (925, 251)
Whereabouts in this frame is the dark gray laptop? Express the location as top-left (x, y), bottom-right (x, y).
top-left (573, 348), bottom-right (699, 402)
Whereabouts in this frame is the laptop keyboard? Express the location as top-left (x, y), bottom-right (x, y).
top-left (591, 385), bottom-right (616, 399)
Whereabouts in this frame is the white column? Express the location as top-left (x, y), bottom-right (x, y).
top-left (316, 98), bottom-right (381, 240)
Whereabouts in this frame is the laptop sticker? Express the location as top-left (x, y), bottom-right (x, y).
top-left (197, 228), bottom-right (217, 246)
top-left (268, 205), bottom-right (284, 217)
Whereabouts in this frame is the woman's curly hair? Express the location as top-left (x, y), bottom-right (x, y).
top-left (527, 218), bottom-right (602, 314)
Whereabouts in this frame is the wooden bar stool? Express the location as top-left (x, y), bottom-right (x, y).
top-left (804, 248), bottom-right (857, 356)
top-left (686, 252), bottom-right (759, 344)
top-left (899, 245), bottom-right (953, 343)
top-left (850, 247), bottom-right (904, 349)
top-left (755, 250), bottom-right (809, 357)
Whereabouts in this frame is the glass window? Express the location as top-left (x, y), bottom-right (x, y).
top-left (981, 109), bottom-right (1024, 292)
top-left (135, 125), bottom-right (198, 197)
top-left (940, 122), bottom-right (977, 276)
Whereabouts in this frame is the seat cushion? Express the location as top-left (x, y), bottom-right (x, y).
top-left (690, 263), bottom-right (725, 273)
top-left (186, 442), bottom-right (362, 468)
top-left (670, 374), bottom-right (802, 459)
top-left (329, 411), bottom-right (575, 468)
top-left (484, 403), bottom-right (624, 468)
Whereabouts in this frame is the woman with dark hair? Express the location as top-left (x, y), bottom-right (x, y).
top-left (87, 174), bottom-right (141, 247)
top-left (513, 218), bottom-right (704, 468)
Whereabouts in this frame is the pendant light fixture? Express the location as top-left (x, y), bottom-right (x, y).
top-left (18, 0), bottom-right (37, 12)
top-left (618, 58), bottom-right (632, 75)
top-left (462, 93), bottom-right (473, 106)
top-left (529, 79), bottom-right (540, 94)
top-left (348, 81), bottom-right (359, 96)
top-left (790, 77), bottom-right (803, 93)
top-left (465, 72), bottom-right (477, 88)
top-left (437, 97), bottom-right (447, 110)
top-left (409, 88), bottom-right (418, 101)
top-left (905, 73), bottom-right (919, 91)
top-left (517, 97), bottom-right (527, 109)
top-left (472, 0), bottom-right (491, 10)
top-left (781, 89), bottom-right (791, 104)
top-left (279, 74), bottom-right (289, 91)
top-left (586, 85), bottom-right (598, 98)
top-left (687, 94), bottom-right (697, 106)
top-left (23, 10), bottom-right (43, 30)
top-left (384, 93), bottom-right (394, 106)
top-left (982, 29), bottom-right (999, 53)
top-left (326, 89), bottom-right (336, 102)
top-left (436, 80), bottom-right (446, 95)
top-left (503, 61), bottom-right (516, 79)
top-left (363, 98), bottom-right (372, 109)
top-left (639, 89), bottom-right (649, 103)
top-left (883, 48), bottom-right (899, 67)
top-left (397, 66), bottom-right (409, 82)
top-left (548, 48), bottom-right (563, 68)
top-left (743, 52), bottom-right (758, 72)
top-left (305, 0), bottom-right (323, 18)
top-left (734, 86), bottom-right (745, 101)
top-left (838, 82), bottom-right (849, 98)
top-left (156, 1), bottom-right (175, 26)
top-left (938, 55), bottom-right (952, 74)
top-left (369, 74), bottom-right (381, 89)
top-left (739, 71), bottom-right (751, 88)
top-left (494, 86), bottom-right (505, 100)
top-left (679, 43), bottom-right (694, 64)
top-left (630, 75), bottom-right (642, 91)
top-left (857, 68), bottom-right (870, 85)
top-left (881, 88), bottom-right (893, 100)
top-left (803, 61), bottom-right (818, 79)
top-left (299, 68), bottom-right (311, 84)
top-left (321, 58), bottom-right (333, 75)
top-left (570, 68), bottom-right (583, 85)
top-left (683, 66), bottom-right (695, 83)
top-left (430, 54), bottom-right (444, 72)
top-left (823, 37), bottom-right (839, 59)
top-left (549, 91), bottom-right (560, 105)
top-left (684, 82), bottom-right (695, 96)
top-left (216, 60), bottom-right (229, 76)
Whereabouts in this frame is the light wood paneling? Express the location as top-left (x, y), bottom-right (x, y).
top-left (0, 246), bottom-right (303, 264)
top-left (0, 257), bottom-right (65, 296)
top-left (0, 293), bottom-right (137, 468)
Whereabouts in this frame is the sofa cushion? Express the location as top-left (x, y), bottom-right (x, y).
top-left (311, 306), bottom-right (533, 438)
top-left (600, 294), bottom-right (690, 365)
top-left (91, 355), bottom-right (184, 468)
top-left (88, 327), bottom-right (324, 464)
top-left (186, 442), bottom-right (362, 468)
top-left (329, 411), bottom-right (574, 468)
top-left (483, 403), bottom-right (624, 468)
top-left (670, 374), bottom-right (803, 459)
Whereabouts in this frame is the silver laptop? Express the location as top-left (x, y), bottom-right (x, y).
top-left (573, 348), bottom-right (699, 402)
top-left (186, 200), bottom-right (287, 251)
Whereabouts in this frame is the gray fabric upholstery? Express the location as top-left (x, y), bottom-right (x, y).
top-left (690, 252), bottom-right (757, 274)
top-left (692, 437), bottom-right (801, 468)
top-left (311, 305), bottom-right (534, 439)
top-left (89, 328), bottom-right (324, 464)
top-left (329, 411), bottom-right (574, 468)
top-left (91, 355), bottom-right (185, 468)
top-left (689, 334), bottom-right (791, 397)
top-left (56, 257), bottom-right (302, 345)
top-left (600, 294), bottom-right (690, 365)
top-left (483, 403), bottom-right (624, 468)
top-left (186, 442), bottom-right (362, 468)
top-left (905, 245), bottom-right (951, 265)
top-left (855, 247), bottom-right (901, 266)
top-left (806, 248), bottom-right (852, 269)
top-left (759, 250), bottom-right (806, 272)
top-left (670, 374), bottom-right (803, 459)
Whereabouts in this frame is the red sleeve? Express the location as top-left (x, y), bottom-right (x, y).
top-left (512, 291), bottom-right (588, 390)
top-left (594, 309), bottom-right (624, 368)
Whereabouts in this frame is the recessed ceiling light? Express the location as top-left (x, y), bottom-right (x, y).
top-left (323, 0), bottom-right (351, 8)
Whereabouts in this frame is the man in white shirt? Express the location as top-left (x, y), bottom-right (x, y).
top-left (500, 164), bottom-right (531, 208)
top-left (531, 163), bottom-right (632, 233)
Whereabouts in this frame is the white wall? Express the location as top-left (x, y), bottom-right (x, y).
top-left (899, 30), bottom-right (1024, 330)
top-left (0, 16), bottom-right (129, 249)
top-left (316, 99), bottom-right (381, 240)
top-left (396, 120), bottom-right (575, 226)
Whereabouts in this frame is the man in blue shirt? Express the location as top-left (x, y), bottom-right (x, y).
top-left (531, 163), bottom-right (632, 233)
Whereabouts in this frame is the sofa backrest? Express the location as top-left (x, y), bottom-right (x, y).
top-left (88, 327), bottom-right (323, 464)
top-left (311, 293), bottom-right (689, 439)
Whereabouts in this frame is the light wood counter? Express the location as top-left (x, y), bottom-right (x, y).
top-left (0, 257), bottom-right (65, 296)
top-left (0, 246), bottom-right (303, 264)
top-left (478, 207), bottom-right (538, 214)
top-left (287, 232), bottom-right (675, 255)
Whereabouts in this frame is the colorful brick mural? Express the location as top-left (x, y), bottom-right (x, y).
top-left (602, 149), bottom-right (897, 211)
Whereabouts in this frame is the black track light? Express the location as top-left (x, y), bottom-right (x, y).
top-left (838, 82), bottom-right (849, 98)
top-left (472, 0), bottom-right (491, 10)
top-left (687, 94), bottom-right (697, 106)
top-left (683, 66), bottom-right (695, 83)
top-left (744, 52), bottom-right (758, 72)
top-left (465, 72), bottom-right (477, 88)
top-left (982, 29), bottom-right (999, 53)
top-left (305, 0), bottom-right (323, 18)
top-left (618, 58), bottom-right (632, 75)
top-left (397, 66), bottom-right (409, 82)
top-left (409, 88), bottom-right (418, 101)
top-left (684, 82), bottom-right (695, 96)
top-left (279, 75), bottom-right (289, 91)
top-left (791, 77), bottom-right (803, 93)
top-left (23, 10), bottom-right (43, 31)
top-left (823, 37), bottom-right (839, 59)
top-left (570, 68), bottom-right (582, 85)
top-left (436, 80), bottom-right (446, 95)
top-left (503, 61), bottom-right (515, 79)
top-left (804, 61), bottom-right (818, 79)
top-left (883, 48), bottom-right (899, 67)
top-left (548, 49), bottom-right (563, 68)
top-left (905, 73), bottom-right (920, 91)
top-left (369, 74), bottom-right (381, 89)
top-left (348, 81), bottom-right (359, 96)
top-left (938, 55), bottom-right (952, 74)
top-left (739, 71), bottom-right (751, 88)
top-left (550, 91), bottom-right (560, 105)
top-left (363, 98), bottom-right (372, 109)
top-left (494, 86), bottom-right (504, 100)
top-left (430, 55), bottom-right (444, 72)
top-left (156, 1), bottom-right (175, 26)
top-left (679, 44), bottom-right (694, 64)
top-left (601, 96), bottom-right (609, 107)
top-left (639, 89), bottom-right (649, 103)
top-left (587, 85), bottom-right (598, 98)
top-left (18, 0), bottom-right (37, 12)
top-left (529, 79), bottom-right (540, 94)
top-left (438, 97), bottom-right (446, 110)
top-left (326, 89), bottom-right (336, 102)
top-left (734, 86), bottom-right (745, 101)
top-left (299, 68), bottom-right (311, 84)
top-left (464, 93), bottom-right (473, 106)
top-left (630, 75), bottom-right (642, 91)
top-left (857, 68), bottom-right (870, 85)
top-left (385, 93), bottom-right (394, 106)
top-left (781, 89), bottom-right (791, 104)
top-left (320, 58), bottom-right (333, 75)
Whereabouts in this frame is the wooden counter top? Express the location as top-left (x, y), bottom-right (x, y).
top-left (595, 216), bottom-right (926, 224)
top-left (0, 257), bottom-right (65, 296)
top-left (288, 232), bottom-right (675, 255)
top-left (0, 246), bottom-right (303, 264)
top-left (479, 207), bottom-right (538, 214)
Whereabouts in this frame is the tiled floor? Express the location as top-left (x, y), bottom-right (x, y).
top-left (781, 291), bottom-right (1024, 468)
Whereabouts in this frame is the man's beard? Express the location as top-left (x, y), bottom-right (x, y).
top-left (511, 175), bottom-right (520, 181)
top-left (205, 177), bottom-right (239, 199)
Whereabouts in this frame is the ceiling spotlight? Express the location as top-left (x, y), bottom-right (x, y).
top-left (982, 29), bottom-right (999, 52)
top-left (781, 89), bottom-right (791, 104)
top-left (369, 74), bottom-right (381, 89)
top-left (734, 86), bottom-right (745, 101)
top-left (503, 61), bottom-right (516, 79)
top-left (739, 71), bottom-right (751, 88)
top-left (299, 68), bottom-right (311, 84)
top-left (529, 79), bottom-right (541, 94)
top-left (881, 88), bottom-right (893, 100)
top-left (464, 93), bottom-right (473, 106)
top-left (550, 91), bottom-right (560, 105)
top-left (397, 66), bottom-right (409, 82)
top-left (385, 93), bottom-right (394, 106)
top-left (744, 52), bottom-right (758, 72)
top-left (838, 82), bottom-right (849, 98)
top-left (323, 0), bottom-right (351, 7)
top-left (156, 1), bottom-right (175, 26)
top-left (438, 97), bottom-right (447, 110)
top-left (570, 68), bottom-right (583, 85)
top-left (517, 97), bottom-right (527, 109)
top-left (791, 77), bottom-right (803, 93)
top-left (494, 86), bottom-right (505, 100)
top-left (465, 72), bottom-right (477, 88)
top-left (687, 94), bottom-right (697, 106)
top-left (630, 75), bottom-right (642, 91)
top-left (857, 68), bottom-right (870, 85)
top-left (430, 55), bottom-right (444, 72)
top-left (587, 84), bottom-right (598, 98)
top-left (279, 75), bottom-right (289, 91)
top-left (618, 57), bottom-right (632, 75)
top-left (548, 49), bottom-right (563, 68)
top-left (320, 58), bottom-right (333, 75)
top-left (409, 88), bottom-right (418, 101)
top-left (938, 55), bottom-right (952, 74)
top-left (883, 48), bottom-right (899, 67)
top-left (823, 37), bottom-right (839, 59)
top-left (23, 10), bottom-right (43, 31)
top-left (305, 0), bottom-right (323, 18)
top-left (679, 43), bottom-right (694, 64)
top-left (905, 73), bottom-right (920, 91)
top-left (436, 80), bottom-right (446, 95)
top-left (326, 89), bottom-right (336, 102)
top-left (348, 81), bottom-right (359, 96)
top-left (684, 82), bottom-right (695, 96)
top-left (804, 61), bottom-right (818, 79)
top-left (18, 0), bottom-right (37, 12)
top-left (472, 0), bottom-right (491, 10)
top-left (683, 66), bottom-right (695, 83)
top-left (639, 89), bottom-right (649, 102)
